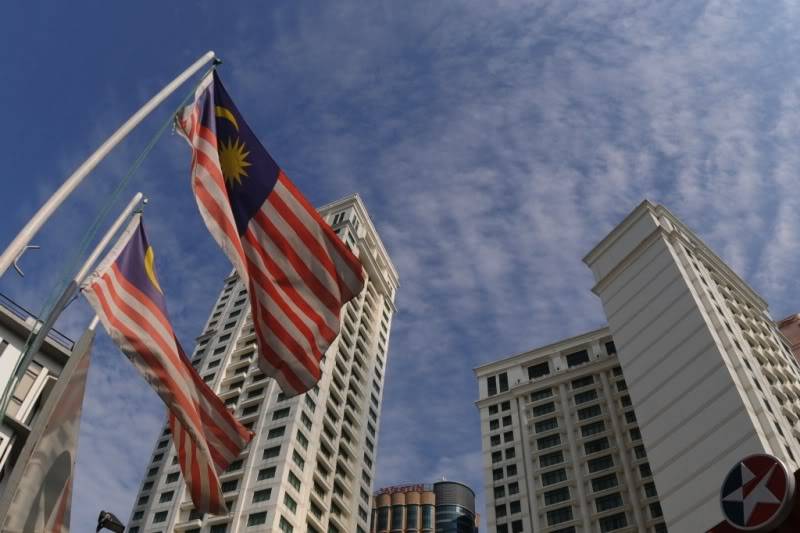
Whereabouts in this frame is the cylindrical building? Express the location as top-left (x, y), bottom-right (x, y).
top-left (371, 481), bottom-right (477, 533)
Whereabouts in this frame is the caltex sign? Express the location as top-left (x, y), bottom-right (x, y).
top-left (709, 454), bottom-right (800, 533)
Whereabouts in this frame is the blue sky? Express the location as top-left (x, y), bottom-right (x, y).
top-left (3, 1), bottom-right (800, 528)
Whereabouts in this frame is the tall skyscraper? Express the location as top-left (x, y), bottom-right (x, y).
top-left (476, 200), bottom-right (800, 532)
top-left (475, 328), bottom-right (668, 533)
top-left (371, 481), bottom-right (479, 533)
top-left (583, 200), bottom-right (800, 530)
top-left (127, 194), bottom-right (399, 533)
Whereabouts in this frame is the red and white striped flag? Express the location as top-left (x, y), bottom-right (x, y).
top-left (81, 214), bottom-right (253, 514)
top-left (176, 72), bottom-right (366, 397)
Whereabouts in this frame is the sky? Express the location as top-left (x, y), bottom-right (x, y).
top-left (2, 1), bottom-right (800, 529)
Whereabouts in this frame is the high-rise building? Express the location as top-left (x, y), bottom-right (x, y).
top-left (0, 293), bottom-right (79, 490)
top-left (371, 481), bottom-right (479, 533)
top-left (583, 200), bottom-right (800, 531)
top-left (476, 200), bottom-right (800, 532)
top-left (126, 194), bottom-right (399, 533)
top-left (475, 328), bottom-right (667, 533)
top-left (777, 314), bottom-right (800, 362)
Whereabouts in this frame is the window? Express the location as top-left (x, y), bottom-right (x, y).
top-left (540, 450), bottom-right (564, 467)
top-left (296, 430), bottom-right (309, 449)
top-left (581, 421), bottom-right (606, 437)
top-left (612, 365), bottom-right (623, 376)
top-left (528, 362), bottom-right (550, 379)
top-left (537, 434), bottom-right (561, 450)
top-left (488, 376), bottom-right (498, 396)
top-left (620, 395), bottom-right (632, 407)
top-left (157, 439), bottom-right (169, 449)
top-left (530, 388), bottom-right (552, 401)
top-left (491, 435), bottom-right (501, 446)
top-left (616, 380), bottom-right (628, 392)
top-left (571, 376), bottom-right (593, 389)
top-left (406, 504), bottom-right (419, 528)
top-left (584, 437), bottom-right (609, 455)
top-left (505, 448), bottom-right (516, 460)
top-left (591, 473), bottom-right (618, 492)
top-left (494, 486), bottom-right (506, 499)
top-left (606, 341), bottom-right (617, 354)
top-left (273, 407), bottom-right (290, 420)
top-left (159, 490), bottom-right (174, 503)
top-left (284, 493), bottom-right (297, 513)
top-left (253, 488), bottom-right (271, 502)
top-left (566, 349), bottom-right (589, 367)
top-left (546, 506), bottom-right (573, 525)
top-left (501, 400), bottom-right (511, 411)
top-left (544, 487), bottom-right (570, 505)
top-left (511, 521), bottom-right (524, 533)
top-left (142, 481), bottom-right (154, 491)
top-left (492, 451), bottom-right (503, 463)
top-left (625, 410), bottom-right (637, 424)
top-left (542, 468), bottom-right (567, 486)
top-left (422, 505), bottom-right (434, 529)
top-left (226, 460), bottom-right (243, 473)
top-left (629, 428), bottom-right (642, 441)
top-left (499, 372), bottom-right (509, 392)
top-left (258, 466), bottom-right (276, 480)
top-left (493, 468), bottom-right (504, 481)
top-left (535, 417), bottom-right (558, 433)
top-left (377, 507), bottom-right (390, 529)
top-left (263, 446), bottom-right (280, 460)
top-left (279, 516), bottom-right (293, 533)
top-left (132, 511), bottom-right (144, 521)
top-left (147, 467), bottom-right (158, 477)
top-left (595, 492), bottom-right (623, 511)
top-left (599, 512), bottom-right (628, 532)
top-left (588, 455), bottom-right (614, 473)
top-left (489, 405), bottom-right (499, 415)
top-left (268, 426), bottom-right (286, 439)
top-left (504, 431), bottom-right (514, 443)
top-left (502, 415), bottom-right (512, 426)
top-left (153, 511), bottom-right (167, 523)
top-left (510, 500), bottom-right (521, 514)
top-left (495, 503), bottom-right (507, 518)
top-left (533, 402), bottom-right (556, 417)
top-left (574, 389), bottom-right (598, 405)
top-left (221, 480), bottom-right (238, 493)
top-left (391, 504), bottom-right (404, 528)
top-left (650, 502), bottom-right (663, 518)
top-left (644, 482), bottom-right (658, 498)
top-left (288, 471), bottom-right (301, 491)
top-left (248, 512), bottom-right (267, 526)
top-left (506, 464), bottom-right (517, 477)
top-left (292, 450), bottom-right (305, 470)
top-left (639, 463), bottom-right (652, 478)
top-left (578, 404), bottom-right (602, 420)
top-left (137, 495), bottom-right (148, 505)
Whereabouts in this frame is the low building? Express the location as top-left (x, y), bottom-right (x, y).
top-left (0, 292), bottom-right (77, 490)
top-left (371, 481), bottom-right (479, 533)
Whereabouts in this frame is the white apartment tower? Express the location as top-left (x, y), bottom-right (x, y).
top-left (583, 201), bottom-right (800, 531)
top-left (127, 194), bottom-right (399, 533)
top-left (475, 328), bottom-right (669, 533)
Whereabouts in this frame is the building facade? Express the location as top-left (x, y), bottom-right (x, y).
top-left (371, 481), bottom-right (478, 533)
top-left (777, 314), bottom-right (800, 362)
top-left (0, 293), bottom-right (76, 491)
top-left (475, 328), bottom-right (667, 533)
top-left (126, 194), bottom-right (399, 533)
top-left (583, 201), bottom-right (800, 531)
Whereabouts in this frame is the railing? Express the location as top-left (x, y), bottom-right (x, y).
top-left (0, 292), bottom-right (74, 350)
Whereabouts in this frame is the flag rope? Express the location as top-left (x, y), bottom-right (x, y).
top-left (0, 64), bottom-right (220, 417)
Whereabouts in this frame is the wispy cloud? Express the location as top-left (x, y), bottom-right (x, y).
top-left (4, 0), bottom-right (800, 528)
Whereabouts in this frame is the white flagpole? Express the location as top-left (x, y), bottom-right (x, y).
top-left (0, 192), bottom-right (144, 418)
top-left (0, 50), bottom-right (216, 278)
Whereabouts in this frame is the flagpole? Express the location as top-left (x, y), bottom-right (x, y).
top-left (0, 50), bottom-right (216, 278)
top-left (0, 192), bottom-right (144, 419)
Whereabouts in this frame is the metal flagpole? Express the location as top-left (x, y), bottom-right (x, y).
top-left (0, 50), bottom-right (216, 278)
top-left (0, 192), bottom-right (144, 418)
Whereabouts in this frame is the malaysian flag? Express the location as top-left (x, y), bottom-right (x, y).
top-left (81, 214), bottom-right (253, 514)
top-left (176, 72), bottom-right (366, 397)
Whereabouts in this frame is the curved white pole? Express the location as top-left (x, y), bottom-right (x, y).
top-left (0, 51), bottom-right (216, 278)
